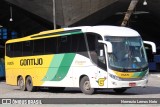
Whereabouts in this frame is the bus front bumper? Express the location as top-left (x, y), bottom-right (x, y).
top-left (108, 78), bottom-right (148, 88)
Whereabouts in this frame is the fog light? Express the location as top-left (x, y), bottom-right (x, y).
top-left (112, 81), bottom-right (117, 85)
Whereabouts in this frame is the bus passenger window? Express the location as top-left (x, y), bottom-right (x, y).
top-left (6, 44), bottom-right (14, 57)
top-left (45, 37), bottom-right (58, 54)
top-left (71, 34), bottom-right (89, 58)
top-left (33, 39), bottom-right (44, 55)
top-left (86, 33), bottom-right (97, 64)
top-left (58, 36), bottom-right (72, 53)
top-left (14, 42), bottom-right (22, 57)
top-left (71, 34), bottom-right (87, 53)
top-left (23, 41), bottom-right (33, 56)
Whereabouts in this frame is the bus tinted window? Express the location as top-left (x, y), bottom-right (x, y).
top-left (58, 36), bottom-right (72, 53)
top-left (6, 44), bottom-right (14, 57)
top-left (6, 33), bottom-right (88, 57)
top-left (72, 34), bottom-right (87, 52)
top-left (23, 41), bottom-right (33, 56)
top-left (45, 37), bottom-right (58, 54)
top-left (86, 34), bottom-right (96, 51)
top-left (14, 42), bottom-right (22, 57)
top-left (33, 39), bottom-right (44, 55)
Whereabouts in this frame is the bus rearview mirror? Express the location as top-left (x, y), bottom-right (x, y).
top-left (98, 40), bottom-right (113, 53)
top-left (143, 41), bottom-right (156, 53)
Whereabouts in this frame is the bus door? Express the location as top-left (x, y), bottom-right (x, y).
top-left (96, 43), bottom-right (108, 88)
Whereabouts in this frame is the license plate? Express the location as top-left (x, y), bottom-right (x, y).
top-left (129, 83), bottom-right (136, 87)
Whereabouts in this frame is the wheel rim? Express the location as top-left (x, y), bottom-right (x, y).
top-left (84, 81), bottom-right (90, 91)
top-left (19, 78), bottom-right (24, 89)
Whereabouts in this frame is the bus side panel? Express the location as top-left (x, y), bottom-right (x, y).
top-left (70, 54), bottom-right (108, 88)
top-left (5, 56), bottom-right (17, 85)
top-left (41, 53), bottom-right (76, 87)
top-left (41, 53), bottom-right (95, 87)
top-left (5, 53), bottom-right (108, 88)
top-left (5, 55), bottom-right (54, 86)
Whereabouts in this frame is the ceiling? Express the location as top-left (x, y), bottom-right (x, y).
top-left (0, 0), bottom-right (53, 37)
top-left (0, 0), bottom-right (160, 38)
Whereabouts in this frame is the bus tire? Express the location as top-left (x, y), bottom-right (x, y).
top-left (80, 76), bottom-right (95, 95)
top-left (113, 88), bottom-right (127, 94)
top-left (18, 76), bottom-right (26, 91)
top-left (26, 76), bottom-right (36, 92)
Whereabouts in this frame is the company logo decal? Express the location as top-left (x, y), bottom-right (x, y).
top-left (20, 58), bottom-right (43, 66)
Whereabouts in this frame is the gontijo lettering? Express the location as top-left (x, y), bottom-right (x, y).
top-left (20, 58), bottom-right (43, 66)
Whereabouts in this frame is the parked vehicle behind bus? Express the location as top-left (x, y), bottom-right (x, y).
top-left (5, 26), bottom-right (156, 94)
top-left (0, 45), bottom-right (5, 79)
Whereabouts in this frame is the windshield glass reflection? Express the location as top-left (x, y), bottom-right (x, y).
top-left (105, 36), bottom-right (148, 71)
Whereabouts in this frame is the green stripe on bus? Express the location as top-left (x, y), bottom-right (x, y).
top-left (139, 70), bottom-right (147, 77)
top-left (42, 54), bottom-right (65, 81)
top-left (132, 72), bottom-right (141, 78)
top-left (52, 53), bottom-right (76, 81)
top-left (132, 70), bottom-right (147, 78)
top-left (60, 31), bottom-right (83, 36)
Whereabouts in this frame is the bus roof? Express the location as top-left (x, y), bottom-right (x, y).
top-left (6, 25), bottom-right (140, 44)
top-left (65, 25), bottom-right (140, 37)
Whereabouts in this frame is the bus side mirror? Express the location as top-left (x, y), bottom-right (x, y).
top-left (98, 40), bottom-right (113, 53)
top-left (143, 41), bottom-right (156, 53)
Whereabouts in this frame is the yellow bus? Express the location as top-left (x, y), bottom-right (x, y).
top-left (5, 26), bottom-right (156, 94)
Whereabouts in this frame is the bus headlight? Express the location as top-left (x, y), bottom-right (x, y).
top-left (109, 73), bottom-right (121, 81)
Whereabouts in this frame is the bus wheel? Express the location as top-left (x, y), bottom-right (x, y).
top-left (113, 88), bottom-right (127, 94)
top-left (80, 76), bottom-right (95, 95)
top-left (18, 76), bottom-right (26, 91)
top-left (26, 76), bottom-right (35, 92)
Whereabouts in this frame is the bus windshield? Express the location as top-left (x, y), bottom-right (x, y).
top-left (105, 36), bottom-right (148, 71)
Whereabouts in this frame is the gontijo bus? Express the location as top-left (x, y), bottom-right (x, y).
top-left (5, 26), bottom-right (156, 94)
